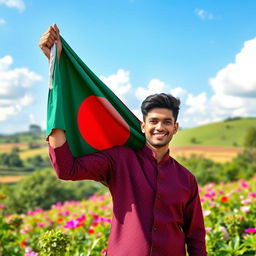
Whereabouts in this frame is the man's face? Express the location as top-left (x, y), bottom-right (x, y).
top-left (141, 108), bottom-right (179, 149)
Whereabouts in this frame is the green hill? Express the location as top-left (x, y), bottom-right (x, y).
top-left (171, 117), bottom-right (256, 147)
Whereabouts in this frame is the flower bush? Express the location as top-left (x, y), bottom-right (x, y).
top-left (0, 177), bottom-right (256, 255)
top-left (201, 177), bottom-right (256, 255)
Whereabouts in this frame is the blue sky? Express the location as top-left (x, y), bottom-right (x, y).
top-left (0, 0), bottom-right (256, 134)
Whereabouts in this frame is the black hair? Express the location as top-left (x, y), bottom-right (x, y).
top-left (141, 93), bottom-right (180, 121)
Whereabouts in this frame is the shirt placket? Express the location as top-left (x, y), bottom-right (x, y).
top-left (150, 163), bottom-right (164, 255)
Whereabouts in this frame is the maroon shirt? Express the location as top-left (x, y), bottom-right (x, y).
top-left (49, 142), bottom-right (207, 256)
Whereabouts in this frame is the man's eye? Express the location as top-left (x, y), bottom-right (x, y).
top-left (149, 120), bottom-right (157, 124)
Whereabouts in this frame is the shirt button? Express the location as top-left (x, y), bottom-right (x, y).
top-left (153, 226), bottom-right (158, 231)
top-left (157, 195), bottom-right (161, 200)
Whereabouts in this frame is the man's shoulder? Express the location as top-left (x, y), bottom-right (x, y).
top-left (170, 156), bottom-right (196, 179)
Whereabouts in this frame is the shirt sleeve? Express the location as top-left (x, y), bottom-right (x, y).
top-left (183, 175), bottom-right (207, 256)
top-left (48, 141), bottom-right (116, 183)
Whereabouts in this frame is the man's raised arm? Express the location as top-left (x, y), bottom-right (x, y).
top-left (39, 24), bottom-right (65, 149)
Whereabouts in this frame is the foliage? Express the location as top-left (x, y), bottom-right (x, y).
top-left (39, 230), bottom-right (70, 256)
top-left (1, 168), bottom-right (107, 214)
top-left (0, 152), bottom-right (23, 167)
top-left (244, 127), bottom-right (256, 148)
top-left (0, 178), bottom-right (256, 255)
top-left (178, 149), bottom-right (256, 185)
top-left (26, 155), bottom-right (46, 167)
top-left (28, 142), bottom-right (41, 149)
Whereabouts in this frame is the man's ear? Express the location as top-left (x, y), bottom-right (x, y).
top-left (141, 122), bottom-right (145, 133)
top-left (174, 122), bottom-right (179, 134)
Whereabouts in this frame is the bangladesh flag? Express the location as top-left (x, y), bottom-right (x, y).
top-left (47, 36), bottom-right (145, 157)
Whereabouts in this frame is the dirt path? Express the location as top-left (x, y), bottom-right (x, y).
top-left (170, 145), bottom-right (243, 162)
top-left (0, 176), bottom-right (26, 183)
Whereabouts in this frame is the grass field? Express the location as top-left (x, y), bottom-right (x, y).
top-left (19, 146), bottom-right (48, 160)
top-left (0, 143), bottom-right (48, 159)
top-left (171, 117), bottom-right (256, 147)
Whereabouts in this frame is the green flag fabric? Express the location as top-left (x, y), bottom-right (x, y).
top-left (47, 36), bottom-right (145, 157)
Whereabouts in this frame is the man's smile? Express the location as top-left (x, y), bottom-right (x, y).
top-left (152, 132), bottom-right (168, 139)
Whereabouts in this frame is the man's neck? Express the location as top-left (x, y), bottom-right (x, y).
top-left (146, 142), bottom-right (169, 163)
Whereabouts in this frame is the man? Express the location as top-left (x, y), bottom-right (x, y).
top-left (39, 25), bottom-right (207, 256)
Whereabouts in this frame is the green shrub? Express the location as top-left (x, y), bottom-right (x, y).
top-left (2, 168), bottom-right (107, 214)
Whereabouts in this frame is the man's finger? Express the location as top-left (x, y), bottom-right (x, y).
top-left (53, 24), bottom-right (60, 40)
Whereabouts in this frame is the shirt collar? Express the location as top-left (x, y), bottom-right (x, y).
top-left (141, 144), bottom-right (170, 166)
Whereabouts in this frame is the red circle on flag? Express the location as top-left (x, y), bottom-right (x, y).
top-left (77, 96), bottom-right (130, 150)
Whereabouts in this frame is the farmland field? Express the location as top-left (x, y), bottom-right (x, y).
top-left (170, 145), bottom-right (243, 163)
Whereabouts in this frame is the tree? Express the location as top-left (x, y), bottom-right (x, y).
top-left (11, 147), bottom-right (20, 153)
top-left (7, 153), bottom-right (23, 167)
top-left (244, 127), bottom-right (256, 148)
top-left (27, 155), bottom-right (44, 166)
top-left (3, 169), bottom-right (105, 214)
top-left (0, 154), bottom-right (9, 166)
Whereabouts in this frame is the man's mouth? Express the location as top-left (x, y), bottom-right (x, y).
top-left (152, 133), bottom-right (167, 139)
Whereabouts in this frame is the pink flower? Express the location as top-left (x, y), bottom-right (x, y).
top-left (241, 198), bottom-right (251, 205)
top-left (249, 192), bottom-right (256, 198)
top-left (0, 204), bottom-right (5, 209)
top-left (241, 206), bottom-right (250, 213)
top-left (205, 227), bottom-right (212, 233)
top-left (244, 228), bottom-right (256, 234)
top-left (203, 210), bottom-right (211, 217)
top-left (94, 217), bottom-right (111, 224)
top-left (25, 247), bottom-right (38, 256)
top-left (27, 208), bottom-right (43, 216)
top-left (240, 180), bottom-right (249, 188)
top-left (51, 201), bottom-right (62, 209)
top-left (102, 249), bottom-right (107, 255)
top-left (204, 192), bottom-right (215, 200)
top-left (21, 229), bottom-right (29, 234)
top-left (64, 219), bottom-right (80, 229)
top-left (210, 202), bottom-right (216, 208)
top-left (64, 214), bottom-right (86, 229)
top-left (61, 210), bottom-right (70, 216)
top-left (78, 214), bottom-right (86, 220)
top-left (37, 223), bottom-right (46, 228)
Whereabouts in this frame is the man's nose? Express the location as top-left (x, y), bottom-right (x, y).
top-left (156, 122), bottom-right (164, 130)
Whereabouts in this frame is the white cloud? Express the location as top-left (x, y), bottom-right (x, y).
top-left (195, 9), bottom-right (214, 20)
top-left (29, 113), bottom-right (36, 124)
top-left (0, 55), bottom-right (42, 121)
top-left (135, 79), bottom-right (187, 103)
top-left (0, 55), bottom-right (12, 71)
top-left (0, 18), bottom-right (6, 25)
top-left (179, 38), bottom-right (256, 127)
top-left (185, 93), bottom-right (207, 114)
top-left (0, 106), bottom-right (16, 121)
top-left (170, 87), bottom-right (187, 98)
top-left (100, 69), bottom-right (131, 100)
top-left (210, 38), bottom-right (256, 98)
top-left (0, 0), bottom-right (25, 12)
top-left (135, 79), bottom-right (166, 101)
top-left (0, 56), bottom-right (41, 99)
top-left (19, 94), bottom-right (34, 106)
